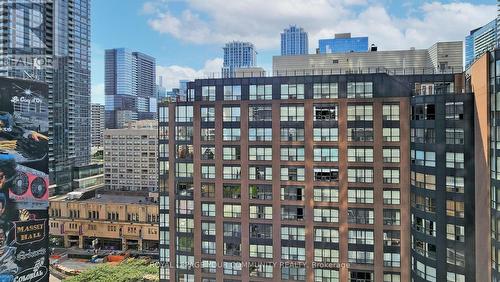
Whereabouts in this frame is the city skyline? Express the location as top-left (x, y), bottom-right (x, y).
top-left (90, 0), bottom-right (495, 104)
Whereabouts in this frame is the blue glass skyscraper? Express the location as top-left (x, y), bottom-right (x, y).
top-left (465, 19), bottom-right (497, 68)
top-left (318, 33), bottom-right (368, 54)
top-left (281, 25), bottom-right (308, 55)
top-left (105, 48), bottom-right (156, 129)
top-left (222, 41), bottom-right (257, 78)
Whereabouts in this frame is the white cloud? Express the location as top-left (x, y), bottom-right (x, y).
top-left (145, 0), bottom-right (495, 51)
top-left (156, 58), bottom-right (223, 90)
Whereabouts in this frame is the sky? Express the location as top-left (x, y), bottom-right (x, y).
top-left (91, 0), bottom-right (497, 104)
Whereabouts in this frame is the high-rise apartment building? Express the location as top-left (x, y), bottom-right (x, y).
top-left (0, 0), bottom-right (92, 194)
top-left (91, 103), bottom-right (105, 151)
top-left (104, 120), bottom-right (158, 192)
top-left (105, 48), bottom-right (157, 129)
top-left (318, 33), bottom-right (369, 54)
top-left (222, 41), bottom-right (257, 78)
top-left (281, 25), bottom-right (309, 56)
top-left (465, 19), bottom-right (497, 68)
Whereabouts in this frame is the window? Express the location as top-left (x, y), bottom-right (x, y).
top-left (223, 106), bottom-right (240, 122)
top-left (314, 248), bottom-right (339, 263)
top-left (223, 146), bottom-right (241, 160)
top-left (282, 266), bottom-right (306, 281)
top-left (249, 166), bottom-right (272, 180)
top-left (250, 205), bottom-right (273, 219)
top-left (222, 184), bottom-right (241, 199)
top-left (348, 251), bottom-right (374, 264)
top-left (411, 128), bottom-right (435, 143)
top-left (201, 183), bottom-right (215, 198)
top-left (281, 84), bottom-right (304, 99)
top-left (224, 223), bottom-right (241, 237)
top-left (348, 189), bottom-right (373, 204)
top-left (446, 176), bottom-right (464, 193)
top-left (281, 226), bottom-right (306, 241)
top-left (223, 261), bottom-right (242, 276)
top-left (446, 152), bottom-right (464, 169)
top-left (383, 209), bottom-right (401, 225)
top-left (445, 102), bottom-right (464, 120)
top-left (446, 224), bottom-right (465, 242)
top-left (347, 82), bottom-right (373, 98)
top-left (176, 126), bottom-right (193, 141)
top-left (250, 244), bottom-right (273, 258)
top-left (176, 106), bottom-right (193, 122)
top-left (249, 184), bottom-right (273, 200)
top-left (348, 147), bottom-right (373, 162)
top-left (314, 104), bottom-right (338, 120)
top-left (314, 208), bottom-right (339, 223)
top-left (313, 82), bottom-right (338, 99)
top-left (201, 106), bottom-right (215, 122)
top-left (251, 147), bottom-right (273, 161)
top-left (201, 165), bottom-right (215, 179)
top-left (176, 163), bottom-right (193, 178)
top-left (384, 252), bottom-right (400, 267)
top-left (202, 241), bottom-right (216, 255)
top-left (202, 203), bottom-right (216, 217)
top-left (250, 84), bottom-right (272, 100)
top-left (201, 128), bottom-right (215, 141)
top-left (223, 204), bottom-right (241, 218)
top-left (446, 200), bottom-right (464, 218)
top-left (223, 166), bottom-right (241, 180)
top-left (176, 144), bottom-right (193, 160)
top-left (249, 105), bottom-right (272, 122)
top-left (250, 264), bottom-right (273, 278)
top-left (202, 86), bottom-right (216, 101)
top-left (282, 127), bottom-right (305, 141)
top-left (348, 168), bottom-right (373, 183)
top-left (281, 206), bottom-right (304, 221)
top-left (447, 272), bottom-right (465, 282)
top-left (446, 248), bottom-right (465, 267)
top-left (413, 216), bottom-right (436, 237)
top-left (348, 208), bottom-right (374, 224)
top-left (383, 189), bottom-right (400, 205)
top-left (315, 269), bottom-right (339, 281)
top-left (314, 167), bottom-right (339, 182)
top-left (281, 246), bottom-right (306, 261)
top-left (412, 194), bottom-right (436, 213)
top-left (412, 104), bottom-right (436, 120)
top-left (348, 127), bottom-right (373, 142)
top-left (250, 224), bottom-right (272, 239)
top-left (383, 104), bottom-right (400, 121)
top-left (383, 148), bottom-right (400, 163)
top-left (383, 169), bottom-right (400, 184)
top-left (223, 85), bottom-right (241, 100)
top-left (201, 260), bottom-right (217, 273)
top-left (446, 128), bottom-right (465, 145)
top-left (223, 128), bottom-right (240, 141)
top-left (314, 147), bottom-right (338, 162)
top-left (314, 127), bottom-right (339, 141)
top-left (411, 150), bottom-right (436, 167)
top-left (314, 187), bottom-right (338, 202)
top-left (281, 147), bottom-right (305, 161)
top-left (281, 105), bottom-right (304, 121)
top-left (348, 229), bottom-right (374, 245)
top-left (410, 171), bottom-right (436, 190)
top-left (249, 128), bottom-right (272, 141)
top-left (383, 128), bottom-right (400, 142)
top-left (281, 167), bottom-right (305, 181)
top-left (383, 230), bottom-right (401, 246)
top-left (347, 105), bottom-right (373, 121)
top-left (201, 146), bottom-right (215, 160)
top-left (281, 186), bottom-right (304, 201)
top-left (314, 228), bottom-right (339, 243)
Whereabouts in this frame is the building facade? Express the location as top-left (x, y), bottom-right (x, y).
top-left (49, 191), bottom-right (159, 253)
top-left (318, 33), bottom-right (369, 54)
top-left (222, 42), bottom-right (257, 78)
top-left (281, 25), bottom-right (309, 56)
top-left (465, 19), bottom-right (497, 68)
top-left (104, 120), bottom-right (158, 192)
top-left (0, 0), bottom-right (92, 194)
top-left (91, 103), bottom-right (105, 151)
top-left (159, 73), bottom-right (419, 282)
top-left (105, 48), bottom-right (157, 129)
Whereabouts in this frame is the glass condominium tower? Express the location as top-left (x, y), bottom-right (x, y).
top-left (105, 48), bottom-right (157, 129)
top-left (281, 25), bottom-right (308, 56)
top-left (222, 41), bottom-right (257, 78)
top-left (0, 0), bottom-right (91, 194)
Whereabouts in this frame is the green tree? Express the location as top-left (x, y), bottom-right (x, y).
top-left (65, 259), bottom-right (159, 282)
